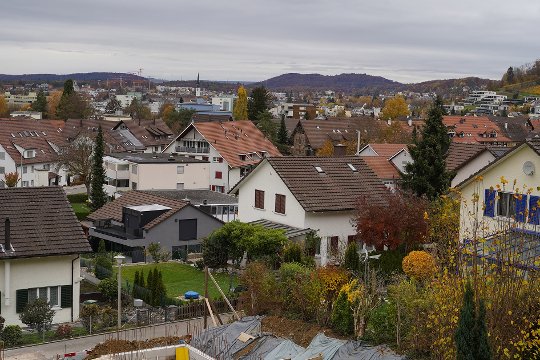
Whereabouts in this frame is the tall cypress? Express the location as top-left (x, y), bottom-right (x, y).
top-left (402, 96), bottom-right (452, 200)
top-left (455, 282), bottom-right (476, 360)
top-left (473, 299), bottom-right (492, 360)
top-left (31, 90), bottom-right (48, 116)
top-left (133, 271), bottom-right (140, 298)
top-left (277, 115), bottom-right (288, 145)
top-left (90, 125), bottom-right (107, 210)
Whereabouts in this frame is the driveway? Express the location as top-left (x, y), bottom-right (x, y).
top-left (4, 315), bottom-right (231, 360)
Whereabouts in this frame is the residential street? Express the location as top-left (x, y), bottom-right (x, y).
top-left (4, 315), bottom-right (231, 360)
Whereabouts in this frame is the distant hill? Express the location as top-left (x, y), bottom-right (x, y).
top-left (258, 73), bottom-right (402, 93)
top-left (405, 77), bottom-right (495, 95)
top-left (0, 72), bottom-right (145, 83)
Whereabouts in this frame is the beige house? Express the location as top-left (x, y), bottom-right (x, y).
top-left (103, 153), bottom-right (210, 197)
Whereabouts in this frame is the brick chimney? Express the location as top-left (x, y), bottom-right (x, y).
top-left (333, 143), bottom-right (346, 157)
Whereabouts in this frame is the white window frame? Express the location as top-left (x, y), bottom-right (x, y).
top-left (28, 286), bottom-right (61, 308)
top-left (177, 166), bottom-right (185, 174)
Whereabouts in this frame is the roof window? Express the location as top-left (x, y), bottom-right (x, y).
top-left (314, 166), bottom-right (324, 173)
top-left (347, 163), bottom-right (358, 172)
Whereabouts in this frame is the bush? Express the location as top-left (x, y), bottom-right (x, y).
top-left (1, 325), bottom-right (22, 347)
top-left (402, 250), bottom-right (437, 281)
top-left (373, 247), bottom-right (406, 279)
top-left (80, 304), bottom-right (117, 331)
top-left (19, 298), bottom-right (55, 334)
top-left (0, 314), bottom-right (4, 333)
top-left (147, 242), bottom-right (170, 263)
top-left (94, 255), bottom-right (113, 279)
top-left (194, 259), bottom-right (205, 271)
top-left (98, 277), bottom-right (118, 302)
top-left (331, 290), bottom-right (354, 335)
top-left (283, 243), bottom-right (303, 263)
top-left (239, 262), bottom-right (279, 315)
top-left (366, 301), bottom-right (397, 344)
top-left (344, 242), bottom-right (360, 273)
top-left (80, 304), bottom-right (100, 332)
top-left (67, 193), bottom-right (88, 203)
top-left (55, 324), bottom-right (73, 339)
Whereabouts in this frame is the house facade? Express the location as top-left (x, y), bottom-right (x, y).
top-left (0, 187), bottom-right (91, 326)
top-left (230, 156), bottom-right (389, 266)
top-left (87, 191), bottom-right (223, 262)
top-left (163, 121), bottom-right (281, 193)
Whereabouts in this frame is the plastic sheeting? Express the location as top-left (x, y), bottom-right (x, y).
top-left (331, 341), bottom-right (406, 360)
top-left (264, 339), bottom-right (305, 360)
top-left (292, 333), bottom-right (346, 360)
top-left (190, 316), bottom-right (262, 359)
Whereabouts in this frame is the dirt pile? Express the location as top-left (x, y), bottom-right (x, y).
top-left (86, 335), bottom-right (191, 359)
top-left (261, 315), bottom-right (344, 347)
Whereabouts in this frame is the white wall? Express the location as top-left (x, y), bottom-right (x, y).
top-left (451, 151), bottom-right (496, 187)
top-left (0, 255), bottom-right (81, 326)
top-left (390, 150), bottom-right (412, 174)
top-left (132, 162), bottom-right (209, 190)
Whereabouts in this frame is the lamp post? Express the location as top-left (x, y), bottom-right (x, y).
top-left (114, 255), bottom-right (125, 333)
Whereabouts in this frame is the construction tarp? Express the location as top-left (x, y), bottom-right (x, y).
top-left (331, 341), bottom-right (406, 360)
top-left (264, 339), bottom-right (305, 360)
top-left (235, 335), bottom-right (299, 360)
top-left (190, 316), bottom-right (262, 359)
top-left (292, 333), bottom-right (346, 360)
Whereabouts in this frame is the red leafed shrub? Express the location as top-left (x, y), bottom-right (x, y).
top-left (55, 323), bottom-right (73, 339)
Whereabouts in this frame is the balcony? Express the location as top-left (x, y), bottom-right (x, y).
top-left (175, 146), bottom-right (210, 153)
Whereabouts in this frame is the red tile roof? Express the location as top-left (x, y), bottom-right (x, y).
top-left (366, 143), bottom-right (408, 158)
top-left (443, 116), bottom-right (512, 144)
top-left (361, 156), bottom-right (401, 179)
top-left (192, 121), bottom-right (282, 168)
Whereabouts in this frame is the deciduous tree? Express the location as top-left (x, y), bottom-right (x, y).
top-left (126, 98), bottom-right (151, 120)
top-left (19, 299), bottom-right (55, 335)
top-left (56, 79), bottom-right (91, 120)
top-left (382, 96), bottom-right (409, 120)
top-left (56, 137), bottom-right (94, 195)
top-left (233, 86), bottom-right (248, 120)
top-left (0, 96), bottom-right (9, 117)
top-left (4, 172), bottom-right (19, 187)
top-left (105, 96), bottom-right (122, 114)
top-left (47, 91), bottom-right (62, 119)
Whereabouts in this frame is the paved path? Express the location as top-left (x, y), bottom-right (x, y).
top-left (4, 315), bottom-right (232, 360)
top-left (61, 185), bottom-right (87, 195)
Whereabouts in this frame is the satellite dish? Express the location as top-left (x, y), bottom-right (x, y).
top-left (523, 161), bottom-right (535, 176)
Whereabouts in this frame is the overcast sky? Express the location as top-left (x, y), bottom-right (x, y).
top-left (1, 1), bottom-right (539, 83)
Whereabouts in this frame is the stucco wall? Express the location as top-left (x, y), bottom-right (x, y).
top-left (451, 151), bottom-right (496, 188)
top-left (459, 145), bottom-right (540, 240)
top-left (133, 162), bottom-right (209, 190)
top-left (0, 255), bottom-right (81, 326)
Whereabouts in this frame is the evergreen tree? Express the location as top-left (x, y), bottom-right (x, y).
top-left (94, 239), bottom-right (112, 279)
top-left (277, 115), bottom-right (288, 145)
top-left (402, 96), bottom-right (452, 200)
top-left (505, 66), bottom-right (515, 84)
top-left (256, 111), bottom-right (277, 142)
top-left (233, 86), bottom-right (248, 120)
top-left (147, 269), bottom-right (155, 305)
top-left (455, 282), bottom-right (476, 360)
top-left (133, 271), bottom-right (140, 298)
top-left (248, 86), bottom-right (270, 120)
top-left (90, 126), bottom-right (107, 211)
top-left (331, 291), bottom-right (354, 335)
top-left (473, 299), bottom-right (492, 360)
top-left (344, 242), bottom-right (360, 273)
top-left (105, 96), bottom-right (122, 114)
top-left (56, 79), bottom-right (91, 120)
top-left (31, 90), bottom-right (47, 116)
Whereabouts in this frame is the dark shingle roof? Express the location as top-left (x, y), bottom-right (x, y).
top-left (0, 187), bottom-right (90, 259)
top-left (266, 156), bottom-right (389, 212)
top-left (109, 152), bottom-right (208, 164)
top-left (446, 142), bottom-right (490, 171)
top-left (143, 190), bottom-right (237, 205)
top-left (87, 191), bottom-right (189, 230)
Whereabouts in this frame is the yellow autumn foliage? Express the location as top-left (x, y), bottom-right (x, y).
top-left (402, 250), bottom-right (437, 281)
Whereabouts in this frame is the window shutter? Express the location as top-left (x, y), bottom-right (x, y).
top-left (529, 196), bottom-right (540, 225)
top-left (515, 194), bottom-right (527, 222)
top-left (483, 189), bottom-right (496, 217)
top-left (61, 285), bottom-right (73, 308)
top-left (16, 289), bottom-right (28, 313)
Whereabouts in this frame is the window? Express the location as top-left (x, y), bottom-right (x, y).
top-left (131, 182), bottom-right (137, 190)
top-left (0, 152), bottom-right (4, 160)
top-left (176, 182), bottom-right (184, 190)
top-left (215, 171), bottom-right (222, 179)
top-left (28, 286), bottom-right (60, 307)
top-left (202, 156), bottom-right (209, 161)
top-left (215, 186), bottom-right (225, 193)
top-left (131, 164), bottom-right (138, 174)
top-left (177, 166), bottom-right (185, 174)
top-left (213, 157), bottom-right (223, 163)
top-left (23, 166), bottom-right (28, 174)
top-left (255, 189), bottom-right (265, 209)
top-left (22, 181), bottom-right (29, 187)
top-left (179, 219), bottom-right (197, 241)
top-left (30, 180), bottom-right (34, 186)
top-left (329, 236), bottom-right (339, 256)
top-left (43, 164), bottom-right (50, 171)
top-left (347, 235), bottom-right (357, 245)
top-left (497, 192), bottom-right (516, 218)
top-left (0, 167), bottom-right (4, 174)
top-left (275, 194), bottom-right (286, 214)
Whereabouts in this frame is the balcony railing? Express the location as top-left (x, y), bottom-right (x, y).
top-left (175, 146), bottom-right (210, 153)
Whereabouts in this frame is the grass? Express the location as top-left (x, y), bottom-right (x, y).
top-left (71, 202), bottom-right (91, 220)
top-left (118, 262), bottom-right (237, 300)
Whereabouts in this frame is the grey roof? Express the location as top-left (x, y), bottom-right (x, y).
top-left (0, 187), bottom-right (91, 259)
top-left (143, 189), bottom-right (238, 205)
top-left (110, 152), bottom-right (208, 164)
top-left (249, 219), bottom-right (312, 239)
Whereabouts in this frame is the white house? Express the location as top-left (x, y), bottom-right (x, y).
top-left (229, 156), bottom-right (390, 266)
top-left (103, 153), bottom-right (210, 197)
top-left (446, 142), bottom-right (498, 188)
top-left (357, 143), bottom-right (412, 174)
top-left (0, 187), bottom-right (91, 326)
top-left (162, 121), bottom-right (282, 193)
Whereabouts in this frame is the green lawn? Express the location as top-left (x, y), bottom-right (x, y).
top-left (118, 262), bottom-right (237, 300)
top-left (71, 202), bottom-right (91, 220)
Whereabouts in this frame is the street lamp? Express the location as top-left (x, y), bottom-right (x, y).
top-left (114, 255), bottom-right (125, 332)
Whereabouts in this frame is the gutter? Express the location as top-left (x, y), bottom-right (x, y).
top-left (71, 254), bottom-right (80, 322)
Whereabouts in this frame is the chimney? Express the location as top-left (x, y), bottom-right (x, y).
top-left (333, 143), bottom-right (346, 157)
top-left (5, 218), bottom-right (11, 251)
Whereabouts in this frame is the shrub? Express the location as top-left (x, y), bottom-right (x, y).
top-left (1, 325), bottom-right (22, 347)
top-left (344, 242), bottom-right (360, 273)
top-left (147, 242), bottom-right (170, 263)
top-left (0, 314), bottom-right (4, 333)
top-left (80, 304), bottom-right (100, 332)
top-left (55, 324), bottom-right (73, 339)
top-left (402, 250), bottom-right (437, 281)
top-left (240, 261), bottom-right (279, 315)
top-left (283, 242), bottom-right (303, 263)
top-left (67, 193), bottom-right (88, 203)
top-left (374, 247), bottom-right (406, 279)
top-left (19, 298), bottom-right (55, 334)
top-left (98, 277), bottom-right (118, 302)
top-left (331, 290), bottom-right (354, 335)
top-left (366, 301), bottom-right (397, 344)
top-left (94, 255), bottom-right (113, 279)
top-left (194, 259), bottom-right (205, 271)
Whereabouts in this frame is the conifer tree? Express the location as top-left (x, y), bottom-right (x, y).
top-left (455, 282), bottom-right (476, 360)
top-left (473, 299), bottom-right (492, 360)
top-left (31, 90), bottom-right (48, 116)
top-left (402, 96), bottom-right (452, 200)
top-left (233, 86), bottom-right (248, 120)
top-left (277, 115), bottom-right (288, 145)
top-left (90, 126), bottom-right (107, 211)
top-left (147, 269), bottom-right (154, 305)
top-left (133, 271), bottom-right (140, 298)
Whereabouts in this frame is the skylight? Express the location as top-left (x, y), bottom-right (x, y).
top-left (347, 163), bottom-right (358, 172)
top-left (314, 166), bottom-right (324, 173)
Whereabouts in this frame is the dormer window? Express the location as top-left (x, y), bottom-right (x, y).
top-left (24, 150), bottom-right (36, 159)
